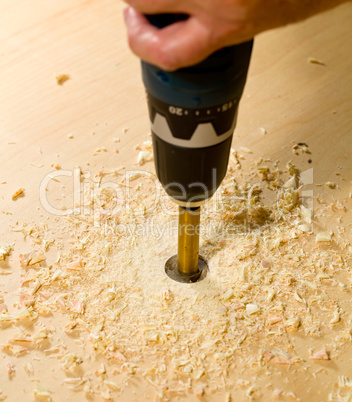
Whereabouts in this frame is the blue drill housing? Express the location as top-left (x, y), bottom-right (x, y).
top-left (142, 14), bottom-right (252, 109)
top-left (140, 14), bottom-right (253, 204)
top-left (142, 41), bottom-right (253, 109)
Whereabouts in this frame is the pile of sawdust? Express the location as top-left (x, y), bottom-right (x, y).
top-left (2, 156), bottom-right (352, 401)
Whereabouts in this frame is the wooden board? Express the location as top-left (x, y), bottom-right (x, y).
top-left (1, 1), bottom-right (352, 400)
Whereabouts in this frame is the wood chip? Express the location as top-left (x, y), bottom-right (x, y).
top-left (12, 188), bottom-right (25, 200)
top-left (56, 74), bottom-right (70, 85)
top-left (308, 57), bottom-right (325, 66)
top-left (0, 245), bottom-right (12, 261)
top-left (310, 347), bottom-right (329, 360)
top-left (316, 232), bottom-right (332, 242)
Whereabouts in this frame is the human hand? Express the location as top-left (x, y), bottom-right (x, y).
top-left (123, 0), bottom-right (349, 70)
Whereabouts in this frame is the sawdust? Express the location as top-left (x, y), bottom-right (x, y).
top-left (55, 74), bottom-right (70, 86)
top-left (11, 188), bottom-right (25, 200)
top-left (2, 154), bottom-right (352, 400)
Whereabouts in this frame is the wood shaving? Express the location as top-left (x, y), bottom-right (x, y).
top-left (330, 375), bottom-right (352, 400)
top-left (246, 303), bottom-right (260, 315)
top-left (0, 244), bottom-right (12, 261)
top-left (24, 362), bottom-right (34, 375)
top-left (6, 155), bottom-right (352, 400)
top-left (56, 74), bottom-right (70, 85)
top-left (63, 377), bottom-right (87, 390)
top-left (309, 347), bottom-right (330, 360)
top-left (33, 387), bottom-right (52, 401)
top-left (6, 361), bottom-right (15, 375)
top-left (324, 182), bottom-right (337, 189)
top-left (239, 146), bottom-right (253, 154)
top-left (11, 188), bottom-right (24, 200)
top-left (316, 232), bottom-right (332, 242)
top-left (338, 376), bottom-right (352, 389)
top-left (308, 57), bottom-right (325, 66)
top-left (137, 151), bottom-right (153, 165)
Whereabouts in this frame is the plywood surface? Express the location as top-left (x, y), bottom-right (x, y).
top-left (1, 1), bottom-right (352, 401)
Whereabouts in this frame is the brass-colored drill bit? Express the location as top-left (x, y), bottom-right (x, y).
top-left (165, 206), bottom-right (208, 283)
top-left (177, 206), bottom-right (200, 276)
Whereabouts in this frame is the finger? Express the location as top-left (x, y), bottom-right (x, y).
top-left (123, 8), bottom-right (162, 61)
top-left (124, 7), bottom-right (218, 70)
top-left (123, 0), bottom-right (188, 14)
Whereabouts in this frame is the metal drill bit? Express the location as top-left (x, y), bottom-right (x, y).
top-left (165, 206), bottom-right (208, 283)
top-left (177, 206), bottom-right (200, 276)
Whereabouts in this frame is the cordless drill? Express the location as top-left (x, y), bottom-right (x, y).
top-left (141, 15), bottom-right (253, 282)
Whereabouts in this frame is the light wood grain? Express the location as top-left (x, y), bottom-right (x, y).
top-left (1, 1), bottom-right (352, 400)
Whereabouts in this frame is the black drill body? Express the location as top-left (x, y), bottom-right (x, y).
top-left (141, 16), bottom-right (253, 204)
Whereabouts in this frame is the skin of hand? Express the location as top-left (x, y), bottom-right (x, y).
top-left (123, 0), bottom-right (350, 70)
